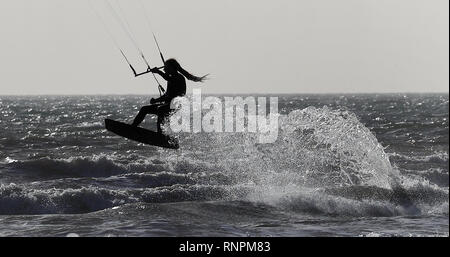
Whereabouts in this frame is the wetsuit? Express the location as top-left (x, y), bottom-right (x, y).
top-left (132, 72), bottom-right (186, 133)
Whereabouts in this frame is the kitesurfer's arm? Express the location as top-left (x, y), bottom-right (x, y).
top-left (151, 67), bottom-right (169, 81)
top-left (150, 94), bottom-right (169, 105)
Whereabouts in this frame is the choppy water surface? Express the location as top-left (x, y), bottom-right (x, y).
top-left (0, 94), bottom-right (448, 236)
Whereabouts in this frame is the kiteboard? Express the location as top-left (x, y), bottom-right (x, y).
top-left (105, 119), bottom-right (179, 149)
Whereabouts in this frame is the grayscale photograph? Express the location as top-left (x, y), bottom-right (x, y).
top-left (0, 0), bottom-right (448, 245)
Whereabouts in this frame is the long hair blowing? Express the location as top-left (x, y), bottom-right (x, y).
top-left (166, 59), bottom-right (208, 82)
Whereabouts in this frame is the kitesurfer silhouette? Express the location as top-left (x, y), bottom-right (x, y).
top-left (131, 59), bottom-right (207, 133)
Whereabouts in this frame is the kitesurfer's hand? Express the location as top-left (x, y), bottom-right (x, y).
top-left (150, 67), bottom-right (160, 73)
top-left (150, 98), bottom-right (156, 104)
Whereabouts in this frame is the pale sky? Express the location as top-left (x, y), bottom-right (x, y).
top-left (0, 0), bottom-right (448, 95)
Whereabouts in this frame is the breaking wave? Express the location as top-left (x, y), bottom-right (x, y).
top-left (5, 155), bottom-right (166, 180)
top-left (0, 183), bottom-right (233, 215)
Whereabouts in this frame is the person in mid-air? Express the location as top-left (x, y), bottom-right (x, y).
top-left (131, 58), bottom-right (207, 133)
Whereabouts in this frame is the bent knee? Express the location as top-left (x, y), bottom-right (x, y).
top-left (140, 105), bottom-right (156, 113)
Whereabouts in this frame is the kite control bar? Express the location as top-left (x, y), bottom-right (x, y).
top-left (129, 65), bottom-right (165, 78)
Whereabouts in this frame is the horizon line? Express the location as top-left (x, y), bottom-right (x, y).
top-left (0, 91), bottom-right (448, 97)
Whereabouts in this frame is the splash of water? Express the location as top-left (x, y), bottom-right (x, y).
top-left (163, 106), bottom-right (399, 193)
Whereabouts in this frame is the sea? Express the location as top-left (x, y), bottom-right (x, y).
top-left (0, 94), bottom-right (448, 237)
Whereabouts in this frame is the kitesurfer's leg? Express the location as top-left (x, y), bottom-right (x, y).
top-left (131, 105), bottom-right (159, 127)
top-left (155, 104), bottom-right (172, 134)
top-left (156, 115), bottom-right (164, 134)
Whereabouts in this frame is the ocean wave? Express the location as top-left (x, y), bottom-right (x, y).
top-left (0, 183), bottom-right (135, 215)
top-left (6, 156), bottom-right (166, 180)
top-left (389, 151), bottom-right (449, 164)
top-left (75, 121), bottom-right (103, 128)
top-left (403, 167), bottom-right (449, 176)
top-left (0, 177), bottom-right (447, 217)
top-left (0, 157), bottom-right (18, 164)
top-left (274, 191), bottom-right (407, 217)
top-left (400, 168), bottom-right (449, 187)
top-left (0, 183), bottom-right (235, 215)
top-left (246, 182), bottom-right (448, 217)
top-left (102, 172), bottom-right (197, 188)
